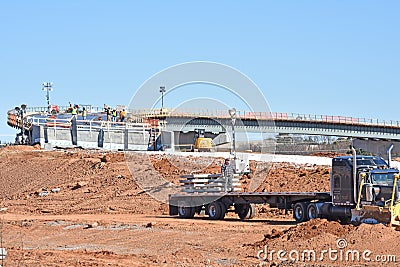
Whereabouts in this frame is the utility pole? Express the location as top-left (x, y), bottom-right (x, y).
top-left (42, 82), bottom-right (53, 114)
top-left (159, 86), bottom-right (166, 111)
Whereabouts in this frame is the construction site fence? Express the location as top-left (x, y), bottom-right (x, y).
top-left (8, 106), bottom-right (400, 128)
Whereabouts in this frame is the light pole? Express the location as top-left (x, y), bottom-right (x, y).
top-left (229, 108), bottom-right (237, 159)
top-left (15, 104), bottom-right (27, 144)
top-left (159, 86), bottom-right (166, 111)
top-left (42, 82), bottom-right (53, 114)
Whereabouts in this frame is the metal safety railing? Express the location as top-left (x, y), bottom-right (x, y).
top-left (26, 116), bottom-right (154, 132)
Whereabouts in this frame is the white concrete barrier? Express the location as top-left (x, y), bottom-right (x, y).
top-left (0, 247), bottom-right (7, 260)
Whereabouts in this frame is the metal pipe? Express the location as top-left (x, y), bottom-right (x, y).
top-left (387, 144), bottom-right (394, 168)
top-left (351, 146), bottom-right (357, 204)
top-left (356, 173), bottom-right (366, 210)
top-left (391, 174), bottom-right (399, 208)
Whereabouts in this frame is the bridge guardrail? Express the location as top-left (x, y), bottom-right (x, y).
top-left (27, 116), bottom-right (153, 133)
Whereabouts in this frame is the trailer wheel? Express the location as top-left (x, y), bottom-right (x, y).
top-left (178, 202), bottom-right (195, 219)
top-left (248, 204), bottom-right (256, 219)
top-left (236, 204), bottom-right (256, 220)
top-left (293, 202), bottom-right (308, 223)
top-left (218, 202), bottom-right (227, 220)
top-left (208, 202), bottom-right (225, 220)
top-left (307, 203), bottom-right (318, 220)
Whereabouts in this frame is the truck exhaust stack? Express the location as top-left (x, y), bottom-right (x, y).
top-left (387, 144), bottom-right (394, 168)
top-left (351, 146), bottom-right (357, 203)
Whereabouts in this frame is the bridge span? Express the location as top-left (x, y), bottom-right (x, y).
top-left (6, 106), bottom-right (400, 150)
top-left (147, 110), bottom-right (400, 141)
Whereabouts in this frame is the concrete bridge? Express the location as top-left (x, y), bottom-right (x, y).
top-left (152, 111), bottom-right (400, 141)
top-left (7, 106), bottom-right (400, 151)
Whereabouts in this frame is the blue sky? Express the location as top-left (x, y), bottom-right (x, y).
top-left (1, 1), bottom-right (399, 141)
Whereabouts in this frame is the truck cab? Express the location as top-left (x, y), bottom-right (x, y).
top-left (328, 154), bottom-right (400, 225)
top-left (293, 153), bottom-right (400, 225)
top-left (331, 155), bottom-right (395, 206)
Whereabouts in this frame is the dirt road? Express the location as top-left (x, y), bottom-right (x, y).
top-left (1, 213), bottom-right (294, 266)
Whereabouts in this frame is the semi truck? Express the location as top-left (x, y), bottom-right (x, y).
top-left (169, 146), bottom-right (400, 227)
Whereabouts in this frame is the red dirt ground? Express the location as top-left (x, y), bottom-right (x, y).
top-left (0, 146), bottom-right (398, 266)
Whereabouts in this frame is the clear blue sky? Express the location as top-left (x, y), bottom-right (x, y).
top-left (1, 1), bottom-right (399, 141)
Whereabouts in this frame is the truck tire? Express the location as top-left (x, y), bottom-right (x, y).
top-left (218, 202), bottom-right (227, 220)
top-left (208, 202), bottom-right (225, 220)
top-left (236, 204), bottom-right (256, 220)
top-left (293, 202), bottom-right (308, 223)
top-left (248, 204), bottom-right (256, 219)
top-left (178, 202), bottom-right (195, 219)
top-left (307, 203), bottom-right (318, 220)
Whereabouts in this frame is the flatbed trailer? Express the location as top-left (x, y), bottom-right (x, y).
top-left (169, 149), bottom-right (400, 226)
top-left (169, 191), bottom-right (331, 221)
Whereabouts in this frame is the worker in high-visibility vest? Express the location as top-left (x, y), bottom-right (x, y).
top-left (82, 107), bottom-right (87, 120)
top-left (71, 106), bottom-right (77, 114)
top-left (112, 109), bottom-right (117, 123)
top-left (71, 105), bottom-right (78, 119)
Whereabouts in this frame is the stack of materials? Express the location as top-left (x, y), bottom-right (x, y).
top-left (179, 173), bottom-right (241, 193)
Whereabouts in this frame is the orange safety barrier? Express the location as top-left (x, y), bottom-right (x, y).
top-left (145, 118), bottom-right (159, 127)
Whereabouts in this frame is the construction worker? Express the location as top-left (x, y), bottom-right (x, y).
top-left (120, 109), bottom-right (127, 122)
top-left (82, 107), bottom-right (87, 120)
top-left (105, 107), bottom-right (111, 121)
top-left (112, 109), bottom-right (117, 123)
top-left (71, 105), bottom-right (78, 119)
top-left (221, 158), bottom-right (234, 192)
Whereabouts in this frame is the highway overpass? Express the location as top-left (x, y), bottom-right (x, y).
top-left (7, 106), bottom-right (400, 150)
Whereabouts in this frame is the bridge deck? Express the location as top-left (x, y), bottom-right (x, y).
top-left (7, 107), bottom-right (400, 140)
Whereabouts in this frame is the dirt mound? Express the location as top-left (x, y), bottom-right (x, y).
top-left (0, 144), bottom-right (41, 153)
top-left (149, 154), bottom-right (222, 185)
top-left (99, 152), bottom-right (125, 163)
top-left (256, 162), bottom-right (330, 192)
top-left (253, 219), bottom-right (400, 266)
top-left (256, 219), bottom-right (353, 244)
top-left (0, 150), bottom-right (332, 216)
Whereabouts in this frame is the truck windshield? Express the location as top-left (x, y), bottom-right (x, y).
top-left (357, 159), bottom-right (374, 166)
top-left (372, 158), bottom-right (388, 166)
top-left (371, 173), bottom-right (397, 186)
top-left (354, 158), bottom-right (388, 167)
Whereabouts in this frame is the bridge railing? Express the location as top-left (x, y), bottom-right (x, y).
top-left (242, 111), bottom-right (400, 127)
top-left (26, 116), bottom-right (153, 133)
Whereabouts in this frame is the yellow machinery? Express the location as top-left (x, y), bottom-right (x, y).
top-left (353, 172), bottom-right (400, 228)
top-left (193, 129), bottom-right (213, 152)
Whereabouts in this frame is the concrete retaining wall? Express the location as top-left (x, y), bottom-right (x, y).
top-left (32, 125), bottom-right (150, 150)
